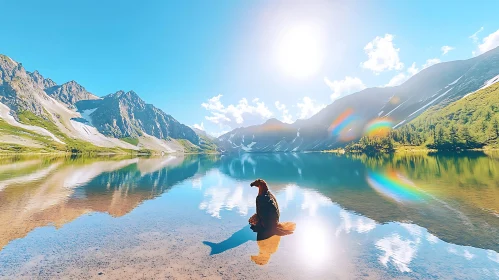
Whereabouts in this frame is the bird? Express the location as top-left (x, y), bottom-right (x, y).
top-left (248, 179), bottom-right (296, 236)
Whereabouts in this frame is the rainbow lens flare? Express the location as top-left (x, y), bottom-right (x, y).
top-left (328, 109), bottom-right (358, 141)
top-left (389, 96), bottom-right (400, 105)
top-left (366, 171), bottom-right (422, 202)
top-left (364, 118), bottom-right (393, 137)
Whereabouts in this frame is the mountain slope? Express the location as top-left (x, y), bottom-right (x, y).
top-left (218, 46), bottom-right (499, 152)
top-left (75, 90), bottom-right (200, 145)
top-left (0, 54), bottom-right (204, 153)
top-left (45, 80), bottom-right (99, 108)
top-left (390, 78), bottom-right (499, 149)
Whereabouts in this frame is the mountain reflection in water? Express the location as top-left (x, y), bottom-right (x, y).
top-left (0, 152), bottom-right (498, 279)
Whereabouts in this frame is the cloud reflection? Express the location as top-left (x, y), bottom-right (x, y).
top-left (336, 210), bottom-right (377, 236)
top-left (488, 250), bottom-right (499, 263)
top-left (199, 171), bottom-right (255, 218)
top-left (301, 190), bottom-right (331, 216)
top-left (376, 234), bottom-right (419, 272)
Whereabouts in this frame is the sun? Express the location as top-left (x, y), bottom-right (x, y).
top-left (275, 23), bottom-right (325, 79)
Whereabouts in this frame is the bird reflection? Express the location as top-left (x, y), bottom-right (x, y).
top-left (251, 233), bottom-right (281, 265)
top-left (250, 222), bottom-right (296, 265)
top-left (202, 222), bottom-right (295, 265)
top-left (202, 225), bottom-right (255, 255)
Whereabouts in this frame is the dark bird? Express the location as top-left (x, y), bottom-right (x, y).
top-left (249, 179), bottom-right (296, 236)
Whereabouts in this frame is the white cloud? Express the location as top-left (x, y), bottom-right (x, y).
top-left (441, 45), bottom-right (455, 55)
top-left (384, 62), bottom-right (420, 87)
top-left (474, 29), bottom-right (499, 55)
top-left (201, 94), bottom-right (273, 129)
top-left (275, 101), bottom-right (293, 123)
top-left (385, 73), bottom-right (408, 87)
top-left (296, 97), bottom-right (326, 119)
top-left (407, 62), bottom-right (419, 75)
top-left (209, 130), bottom-right (229, 138)
top-left (469, 26), bottom-right (484, 43)
top-left (361, 34), bottom-right (404, 74)
top-left (324, 76), bottom-right (366, 101)
top-left (192, 122), bottom-right (205, 131)
top-left (422, 58), bottom-right (441, 69)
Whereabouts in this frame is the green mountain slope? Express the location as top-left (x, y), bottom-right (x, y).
top-left (345, 81), bottom-right (499, 153)
top-left (395, 81), bottom-right (499, 150)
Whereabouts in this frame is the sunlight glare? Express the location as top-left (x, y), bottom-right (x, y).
top-left (297, 219), bottom-right (330, 267)
top-left (275, 23), bottom-right (325, 79)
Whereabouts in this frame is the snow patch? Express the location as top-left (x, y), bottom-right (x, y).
top-left (448, 75), bottom-right (463, 86)
top-left (0, 102), bottom-right (65, 144)
top-left (7, 56), bottom-right (17, 66)
top-left (0, 163), bottom-right (61, 192)
top-left (464, 74), bottom-right (499, 98)
top-left (393, 120), bottom-right (406, 129)
top-left (240, 141), bottom-right (257, 152)
top-left (408, 87), bottom-right (453, 118)
top-left (70, 120), bottom-right (137, 149)
top-left (385, 98), bottom-right (410, 117)
top-left (79, 108), bottom-right (97, 126)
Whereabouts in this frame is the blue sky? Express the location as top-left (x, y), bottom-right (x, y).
top-left (1, 0), bottom-right (499, 136)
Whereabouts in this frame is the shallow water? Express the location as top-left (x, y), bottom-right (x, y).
top-left (0, 153), bottom-right (498, 279)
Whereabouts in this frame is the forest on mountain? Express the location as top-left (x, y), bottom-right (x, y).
top-left (345, 82), bottom-right (499, 153)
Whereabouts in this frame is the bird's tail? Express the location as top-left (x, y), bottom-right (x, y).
top-left (275, 222), bottom-right (296, 236)
top-left (202, 241), bottom-right (216, 255)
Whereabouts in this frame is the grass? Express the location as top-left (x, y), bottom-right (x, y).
top-left (2, 110), bottom-right (219, 155)
top-left (121, 137), bottom-right (139, 146)
top-left (15, 110), bottom-right (134, 155)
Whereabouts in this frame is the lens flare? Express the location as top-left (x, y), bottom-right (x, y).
top-left (366, 171), bottom-right (422, 202)
top-left (389, 96), bottom-right (400, 105)
top-left (328, 109), bottom-right (358, 141)
top-left (364, 118), bottom-right (393, 137)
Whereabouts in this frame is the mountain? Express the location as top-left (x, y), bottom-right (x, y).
top-left (218, 46), bottom-right (499, 152)
top-left (386, 77), bottom-right (499, 150)
top-left (192, 127), bottom-right (214, 140)
top-left (74, 90), bottom-right (199, 145)
top-left (0, 54), bottom-right (203, 153)
top-left (45, 80), bottom-right (100, 107)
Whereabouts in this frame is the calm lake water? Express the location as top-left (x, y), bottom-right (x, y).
top-left (0, 153), bottom-right (498, 279)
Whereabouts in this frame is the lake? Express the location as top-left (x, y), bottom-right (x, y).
top-left (0, 153), bottom-right (498, 279)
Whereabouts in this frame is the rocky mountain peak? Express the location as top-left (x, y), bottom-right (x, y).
top-left (107, 90), bottom-right (145, 106)
top-left (45, 80), bottom-right (99, 107)
top-left (28, 70), bottom-right (57, 89)
top-left (0, 55), bottom-right (22, 83)
top-left (264, 118), bottom-right (283, 125)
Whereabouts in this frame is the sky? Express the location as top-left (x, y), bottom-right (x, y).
top-left (1, 0), bottom-right (499, 136)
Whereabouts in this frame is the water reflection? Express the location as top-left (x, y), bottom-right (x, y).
top-left (376, 232), bottom-right (419, 272)
top-left (251, 235), bottom-right (281, 265)
top-left (218, 153), bottom-right (499, 252)
top-left (366, 170), bottom-right (423, 203)
top-left (0, 155), bottom-right (217, 251)
top-left (0, 153), bottom-right (498, 278)
top-left (203, 225), bottom-right (255, 255)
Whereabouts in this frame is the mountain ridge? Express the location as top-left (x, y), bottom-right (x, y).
top-left (0, 54), bottom-right (203, 153)
top-left (218, 46), bottom-right (499, 152)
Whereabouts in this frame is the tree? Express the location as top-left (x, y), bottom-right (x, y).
top-left (492, 119), bottom-right (499, 139)
top-left (429, 124), bottom-right (436, 142)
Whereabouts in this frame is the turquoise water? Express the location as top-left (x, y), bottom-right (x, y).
top-left (0, 153), bottom-right (498, 279)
